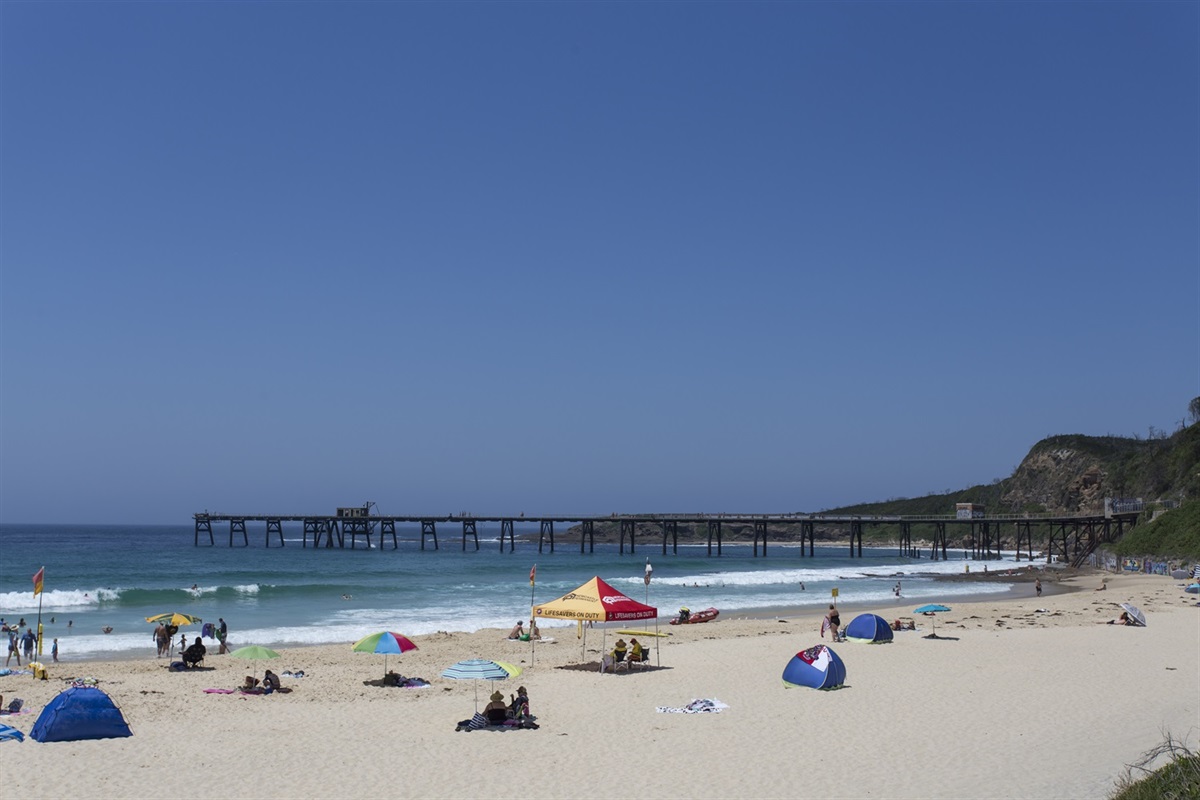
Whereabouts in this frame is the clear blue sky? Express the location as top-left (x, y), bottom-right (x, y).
top-left (2, 2), bottom-right (1196, 524)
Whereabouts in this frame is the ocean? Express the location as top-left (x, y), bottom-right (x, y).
top-left (0, 523), bottom-right (1023, 661)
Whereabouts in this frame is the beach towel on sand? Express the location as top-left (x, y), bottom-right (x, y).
top-left (656, 698), bottom-right (729, 714)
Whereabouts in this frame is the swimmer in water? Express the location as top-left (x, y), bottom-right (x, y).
top-left (341, 594), bottom-right (352, 600)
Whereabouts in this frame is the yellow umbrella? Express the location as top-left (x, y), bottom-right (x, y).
top-left (145, 612), bottom-right (202, 627)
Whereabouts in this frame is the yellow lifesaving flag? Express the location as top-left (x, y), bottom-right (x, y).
top-left (32, 567), bottom-right (44, 596)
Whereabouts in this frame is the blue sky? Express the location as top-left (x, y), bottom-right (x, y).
top-left (1, 1), bottom-right (1196, 525)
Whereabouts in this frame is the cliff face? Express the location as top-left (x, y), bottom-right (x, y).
top-left (995, 427), bottom-right (1199, 516)
top-left (1000, 443), bottom-right (1111, 515)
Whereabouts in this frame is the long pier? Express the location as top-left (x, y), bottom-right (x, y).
top-left (192, 511), bottom-right (1140, 566)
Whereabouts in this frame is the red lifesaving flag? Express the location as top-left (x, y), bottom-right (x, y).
top-left (529, 565), bottom-right (536, 587)
top-left (32, 567), bottom-right (45, 596)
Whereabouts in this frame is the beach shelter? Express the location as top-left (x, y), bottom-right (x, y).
top-left (534, 577), bottom-right (658, 623)
top-left (844, 613), bottom-right (893, 643)
top-left (534, 577), bottom-right (657, 666)
top-left (29, 686), bottom-right (132, 742)
top-left (782, 645), bottom-right (846, 690)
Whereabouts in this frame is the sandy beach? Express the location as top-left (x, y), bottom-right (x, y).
top-left (1, 570), bottom-right (1195, 799)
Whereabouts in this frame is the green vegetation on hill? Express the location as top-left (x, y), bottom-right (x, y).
top-left (1111, 499), bottom-right (1200, 561)
top-left (820, 415), bottom-right (1200, 554)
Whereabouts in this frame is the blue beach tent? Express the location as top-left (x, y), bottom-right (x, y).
top-left (30, 686), bottom-right (132, 742)
top-left (782, 645), bottom-right (846, 690)
top-left (845, 613), bottom-right (894, 643)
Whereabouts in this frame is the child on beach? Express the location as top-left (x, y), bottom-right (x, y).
top-left (52, 639), bottom-right (58, 662)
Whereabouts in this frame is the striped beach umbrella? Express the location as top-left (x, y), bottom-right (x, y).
top-left (441, 659), bottom-right (522, 712)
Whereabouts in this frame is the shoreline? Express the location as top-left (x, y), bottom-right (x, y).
top-left (0, 570), bottom-right (1195, 799)
top-left (22, 564), bottom-right (1071, 666)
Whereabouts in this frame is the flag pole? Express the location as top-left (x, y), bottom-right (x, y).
top-left (645, 559), bottom-right (658, 666)
top-left (529, 564), bottom-right (537, 666)
top-left (34, 567), bottom-right (45, 657)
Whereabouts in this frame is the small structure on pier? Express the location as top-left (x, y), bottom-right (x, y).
top-left (955, 503), bottom-right (985, 519)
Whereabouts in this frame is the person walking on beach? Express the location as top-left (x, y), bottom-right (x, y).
top-left (1035, 578), bottom-right (1042, 597)
top-left (4, 628), bottom-right (20, 667)
top-left (51, 638), bottom-right (59, 662)
top-left (21, 628), bottom-right (35, 661)
top-left (824, 605), bottom-right (842, 642)
top-left (217, 618), bottom-right (229, 654)
top-left (154, 623), bottom-right (167, 657)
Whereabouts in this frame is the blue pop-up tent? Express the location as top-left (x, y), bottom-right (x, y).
top-left (30, 686), bottom-right (132, 742)
top-left (845, 613), bottom-right (894, 643)
top-left (782, 645), bottom-right (846, 690)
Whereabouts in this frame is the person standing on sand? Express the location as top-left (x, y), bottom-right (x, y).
top-left (5, 627), bottom-right (20, 667)
top-left (52, 638), bottom-right (59, 662)
top-left (217, 618), bottom-right (229, 654)
top-left (1035, 579), bottom-right (1042, 597)
top-left (824, 605), bottom-right (841, 642)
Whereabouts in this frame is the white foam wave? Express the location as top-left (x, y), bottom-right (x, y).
top-left (0, 588), bottom-right (112, 612)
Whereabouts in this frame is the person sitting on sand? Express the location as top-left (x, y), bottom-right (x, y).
top-left (241, 675), bottom-right (260, 691)
top-left (508, 621), bottom-right (525, 640)
top-left (484, 691), bottom-right (509, 724)
top-left (1107, 611), bottom-right (1133, 626)
top-left (182, 637), bottom-right (206, 668)
top-left (527, 619), bottom-right (540, 640)
top-left (262, 670), bottom-right (282, 693)
top-left (510, 686), bottom-right (530, 719)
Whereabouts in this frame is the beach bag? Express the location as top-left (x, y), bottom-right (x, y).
top-left (6, 698), bottom-right (23, 713)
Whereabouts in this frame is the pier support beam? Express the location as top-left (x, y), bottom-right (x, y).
top-left (898, 522), bottom-right (912, 557)
top-left (229, 519), bottom-right (248, 547)
top-left (500, 520), bottom-right (515, 553)
top-left (1014, 521), bottom-right (1033, 561)
top-left (930, 521), bottom-right (948, 560)
top-left (344, 519), bottom-right (372, 549)
top-left (660, 520), bottom-right (677, 555)
top-left (265, 518), bottom-right (284, 548)
top-left (580, 520), bottom-right (594, 554)
top-left (800, 521), bottom-right (814, 557)
top-left (539, 520), bottom-right (555, 554)
top-left (195, 516), bottom-right (214, 546)
top-left (752, 520), bottom-right (768, 557)
top-left (849, 520), bottom-right (863, 557)
top-left (379, 519), bottom-right (397, 549)
top-left (421, 520), bottom-right (439, 551)
top-left (619, 520), bottom-right (635, 555)
top-left (462, 520), bottom-right (479, 551)
top-left (706, 520), bottom-right (722, 556)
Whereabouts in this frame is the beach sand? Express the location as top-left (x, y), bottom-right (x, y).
top-left (1, 570), bottom-right (1195, 799)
